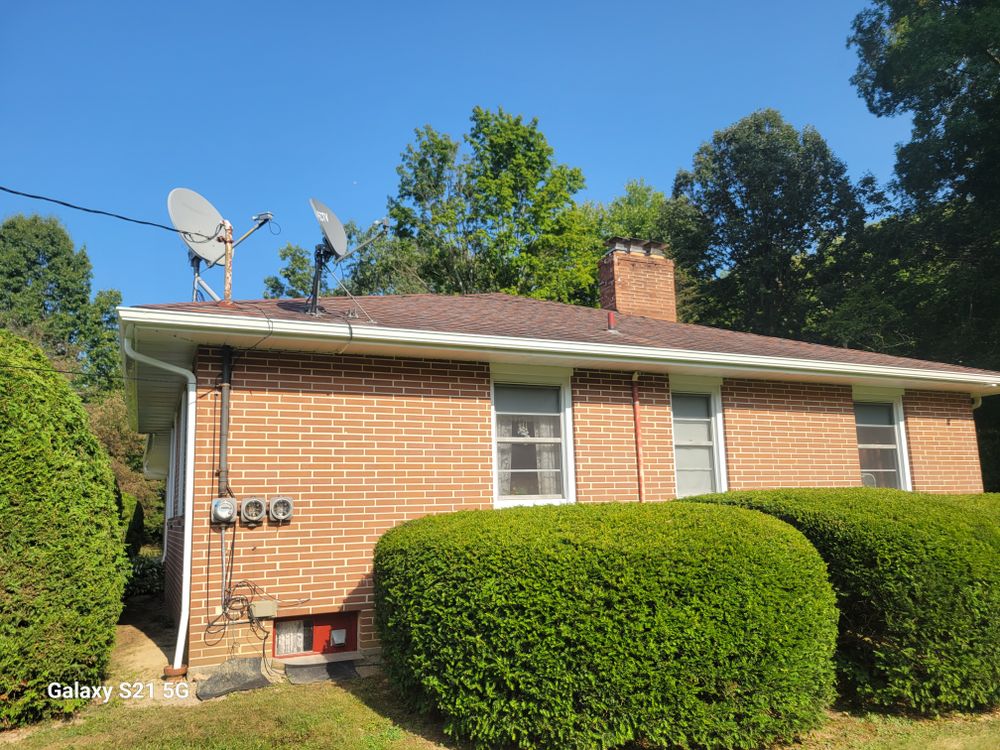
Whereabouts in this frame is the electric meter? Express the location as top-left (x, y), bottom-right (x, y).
top-left (269, 496), bottom-right (294, 522)
top-left (240, 497), bottom-right (266, 525)
top-left (211, 497), bottom-right (237, 524)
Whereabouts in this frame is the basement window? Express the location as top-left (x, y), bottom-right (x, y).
top-left (272, 612), bottom-right (358, 658)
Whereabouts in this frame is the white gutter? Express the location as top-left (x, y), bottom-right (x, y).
top-left (123, 333), bottom-right (195, 673)
top-left (117, 306), bottom-right (1000, 393)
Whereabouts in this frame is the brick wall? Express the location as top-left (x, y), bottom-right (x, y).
top-left (598, 249), bottom-right (677, 322)
top-left (171, 349), bottom-right (986, 669)
top-left (184, 348), bottom-right (493, 669)
top-left (721, 379), bottom-right (862, 489)
top-left (571, 370), bottom-right (675, 502)
top-left (903, 390), bottom-right (983, 493)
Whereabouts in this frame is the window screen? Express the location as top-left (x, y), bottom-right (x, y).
top-left (495, 385), bottom-right (564, 499)
top-left (854, 402), bottom-right (901, 489)
top-left (673, 393), bottom-right (717, 497)
top-left (274, 618), bottom-right (314, 656)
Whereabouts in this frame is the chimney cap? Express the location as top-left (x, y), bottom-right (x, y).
top-left (604, 237), bottom-right (668, 258)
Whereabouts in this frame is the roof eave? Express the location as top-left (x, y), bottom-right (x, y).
top-left (117, 306), bottom-right (1000, 397)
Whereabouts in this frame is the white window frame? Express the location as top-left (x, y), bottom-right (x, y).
top-left (490, 364), bottom-right (576, 508)
top-left (852, 386), bottom-right (912, 491)
top-left (670, 375), bottom-right (728, 497)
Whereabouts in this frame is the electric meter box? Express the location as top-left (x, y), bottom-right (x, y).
top-left (211, 497), bottom-right (237, 524)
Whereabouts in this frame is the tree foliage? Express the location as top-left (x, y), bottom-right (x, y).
top-left (671, 109), bottom-right (870, 339)
top-left (849, 0), bottom-right (1000, 488)
top-left (850, 0), bottom-right (1000, 206)
top-left (0, 214), bottom-right (165, 538)
top-left (0, 215), bottom-right (121, 397)
top-left (269, 107), bottom-right (601, 305)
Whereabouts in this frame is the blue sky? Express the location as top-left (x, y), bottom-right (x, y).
top-left (0, 1), bottom-right (909, 306)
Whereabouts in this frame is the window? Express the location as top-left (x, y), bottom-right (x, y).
top-left (673, 393), bottom-right (719, 496)
top-left (273, 612), bottom-right (358, 658)
top-left (852, 387), bottom-right (912, 491)
top-left (854, 402), bottom-right (904, 488)
top-left (490, 364), bottom-right (575, 508)
top-left (670, 376), bottom-right (727, 499)
top-left (495, 385), bottom-right (565, 501)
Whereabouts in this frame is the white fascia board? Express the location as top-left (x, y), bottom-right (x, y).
top-left (117, 306), bottom-right (1000, 394)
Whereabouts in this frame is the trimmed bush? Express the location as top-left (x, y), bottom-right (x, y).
top-left (691, 488), bottom-right (1000, 714)
top-left (0, 331), bottom-right (128, 728)
top-left (374, 501), bottom-right (838, 749)
top-left (124, 551), bottom-right (165, 598)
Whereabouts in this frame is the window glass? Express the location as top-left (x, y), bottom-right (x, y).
top-left (854, 401), bottom-right (901, 489)
top-left (854, 402), bottom-right (893, 426)
top-left (495, 385), bottom-right (564, 500)
top-left (275, 618), bottom-right (313, 656)
top-left (495, 385), bottom-right (560, 414)
top-left (673, 393), bottom-right (717, 497)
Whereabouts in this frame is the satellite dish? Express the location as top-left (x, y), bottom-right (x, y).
top-left (167, 188), bottom-right (226, 267)
top-left (309, 197), bottom-right (348, 259)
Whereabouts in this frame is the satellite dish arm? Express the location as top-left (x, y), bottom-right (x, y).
top-left (232, 214), bottom-right (272, 250)
top-left (335, 220), bottom-right (389, 263)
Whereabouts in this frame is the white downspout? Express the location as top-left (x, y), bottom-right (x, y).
top-left (161, 414), bottom-right (177, 563)
top-left (123, 333), bottom-right (196, 673)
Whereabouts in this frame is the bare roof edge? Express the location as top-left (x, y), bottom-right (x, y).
top-left (118, 304), bottom-right (1000, 396)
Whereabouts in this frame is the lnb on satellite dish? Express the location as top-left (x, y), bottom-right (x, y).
top-left (309, 197), bottom-right (348, 259)
top-left (167, 188), bottom-right (227, 267)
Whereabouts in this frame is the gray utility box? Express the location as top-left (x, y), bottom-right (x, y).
top-left (249, 600), bottom-right (278, 620)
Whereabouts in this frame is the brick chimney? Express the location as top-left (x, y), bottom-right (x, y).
top-left (598, 237), bottom-right (677, 322)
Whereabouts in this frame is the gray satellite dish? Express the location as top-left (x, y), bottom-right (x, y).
top-left (309, 197), bottom-right (348, 259)
top-left (168, 188), bottom-right (226, 267)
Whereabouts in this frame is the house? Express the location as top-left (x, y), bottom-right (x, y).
top-left (119, 238), bottom-right (1000, 675)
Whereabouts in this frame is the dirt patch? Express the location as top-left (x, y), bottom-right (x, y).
top-left (108, 594), bottom-right (175, 683)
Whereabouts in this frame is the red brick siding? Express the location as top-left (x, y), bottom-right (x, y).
top-left (571, 370), bottom-right (675, 502)
top-left (170, 347), bottom-right (987, 668)
top-left (721, 379), bottom-right (862, 489)
top-left (903, 390), bottom-right (983, 493)
top-left (184, 349), bottom-right (493, 669)
top-left (598, 251), bottom-right (677, 322)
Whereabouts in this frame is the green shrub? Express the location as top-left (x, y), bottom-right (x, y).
top-left (124, 552), bottom-right (164, 598)
top-left (690, 488), bottom-right (1000, 714)
top-left (0, 331), bottom-right (128, 728)
top-left (120, 490), bottom-right (144, 557)
top-left (374, 501), bottom-right (838, 750)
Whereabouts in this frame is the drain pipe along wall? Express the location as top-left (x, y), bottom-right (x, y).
top-left (123, 333), bottom-right (196, 675)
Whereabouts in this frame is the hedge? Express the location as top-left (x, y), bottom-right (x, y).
top-left (0, 331), bottom-right (128, 728)
top-left (690, 488), bottom-right (1000, 714)
top-left (374, 501), bottom-right (838, 750)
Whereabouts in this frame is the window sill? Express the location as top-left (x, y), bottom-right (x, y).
top-left (495, 497), bottom-right (573, 508)
top-left (277, 650), bottom-right (362, 666)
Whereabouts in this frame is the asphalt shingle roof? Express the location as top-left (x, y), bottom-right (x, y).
top-left (137, 293), bottom-right (1000, 378)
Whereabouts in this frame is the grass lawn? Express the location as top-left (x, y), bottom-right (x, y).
top-left (3, 677), bottom-right (1000, 750)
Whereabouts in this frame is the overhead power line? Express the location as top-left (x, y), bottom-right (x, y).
top-left (0, 184), bottom-right (220, 242)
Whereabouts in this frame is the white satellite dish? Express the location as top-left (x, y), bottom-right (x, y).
top-left (168, 188), bottom-right (227, 267)
top-left (309, 197), bottom-right (348, 259)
